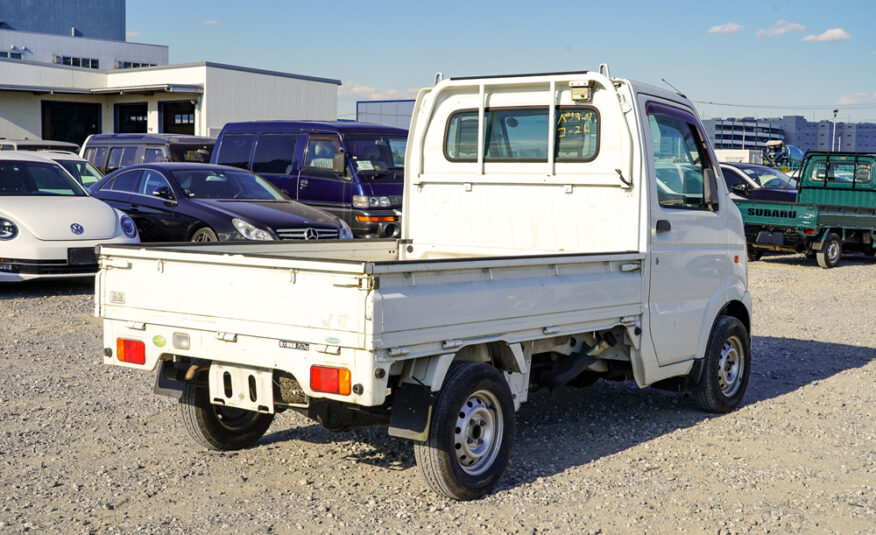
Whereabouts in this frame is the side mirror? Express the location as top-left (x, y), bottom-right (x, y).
top-left (332, 148), bottom-right (347, 175)
top-left (703, 168), bottom-right (720, 210)
top-left (730, 183), bottom-right (750, 195)
top-left (152, 186), bottom-right (175, 201)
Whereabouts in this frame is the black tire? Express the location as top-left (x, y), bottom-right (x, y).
top-left (692, 315), bottom-right (751, 413)
top-left (191, 227), bottom-right (219, 242)
top-left (413, 362), bottom-right (515, 500)
top-left (746, 248), bottom-right (762, 262)
top-left (816, 232), bottom-right (841, 269)
top-left (178, 383), bottom-right (274, 450)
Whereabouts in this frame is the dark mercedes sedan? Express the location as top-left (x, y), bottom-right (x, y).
top-left (89, 163), bottom-right (353, 242)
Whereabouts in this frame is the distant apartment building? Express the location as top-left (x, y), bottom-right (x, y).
top-left (704, 116), bottom-right (876, 153)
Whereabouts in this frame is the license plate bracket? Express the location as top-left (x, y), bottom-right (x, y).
top-left (208, 363), bottom-right (275, 414)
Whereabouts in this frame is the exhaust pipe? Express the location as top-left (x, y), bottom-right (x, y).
top-left (539, 332), bottom-right (618, 388)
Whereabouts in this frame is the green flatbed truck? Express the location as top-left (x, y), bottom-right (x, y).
top-left (735, 152), bottom-right (876, 268)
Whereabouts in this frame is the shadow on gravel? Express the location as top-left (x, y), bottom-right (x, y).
top-left (261, 336), bottom-right (875, 493)
top-left (756, 252), bottom-right (874, 268)
top-left (0, 277), bottom-right (95, 299)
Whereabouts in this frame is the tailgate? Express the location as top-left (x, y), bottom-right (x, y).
top-left (96, 246), bottom-right (374, 349)
top-left (734, 199), bottom-right (818, 229)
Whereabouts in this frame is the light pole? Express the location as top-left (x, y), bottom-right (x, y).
top-left (831, 109), bottom-right (838, 151)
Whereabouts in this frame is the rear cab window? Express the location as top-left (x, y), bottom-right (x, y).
top-left (445, 106), bottom-right (599, 162)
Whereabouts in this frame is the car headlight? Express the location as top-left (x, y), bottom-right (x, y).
top-left (0, 218), bottom-right (18, 240)
top-left (120, 215), bottom-right (137, 238)
top-left (232, 218), bottom-right (274, 241)
top-left (352, 195), bottom-right (392, 209)
top-left (338, 219), bottom-right (353, 239)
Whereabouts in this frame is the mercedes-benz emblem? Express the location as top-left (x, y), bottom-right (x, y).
top-left (70, 223), bottom-right (84, 235)
top-left (303, 228), bottom-right (318, 240)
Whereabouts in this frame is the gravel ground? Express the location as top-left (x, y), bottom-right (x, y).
top-left (0, 254), bottom-right (874, 534)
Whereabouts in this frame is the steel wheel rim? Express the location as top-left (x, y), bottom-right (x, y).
top-left (718, 335), bottom-right (745, 397)
top-left (212, 406), bottom-right (258, 431)
top-left (826, 240), bottom-right (840, 263)
top-left (453, 389), bottom-right (503, 476)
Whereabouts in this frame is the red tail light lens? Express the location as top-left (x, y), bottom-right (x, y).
top-left (116, 338), bottom-right (146, 365)
top-left (310, 365), bottom-right (351, 395)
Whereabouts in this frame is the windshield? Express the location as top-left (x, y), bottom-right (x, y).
top-left (738, 165), bottom-right (796, 189)
top-left (0, 161), bottom-right (86, 196)
top-left (344, 134), bottom-right (406, 182)
top-left (171, 168), bottom-right (287, 200)
top-left (59, 160), bottom-right (103, 187)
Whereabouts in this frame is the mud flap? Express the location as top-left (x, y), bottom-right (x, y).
top-left (388, 383), bottom-right (433, 441)
top-left (153, 361), bottom-right (183, 399)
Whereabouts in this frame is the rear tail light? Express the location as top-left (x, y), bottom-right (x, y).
top-left (310, 365), bottom-right (351, 395)
top-left (116, 338), bottom-right (146, 365)
top-left (803, 228), bottom-right (816, 235)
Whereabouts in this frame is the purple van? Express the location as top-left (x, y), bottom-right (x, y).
top-left (212, 121), bottom-right (406, 238)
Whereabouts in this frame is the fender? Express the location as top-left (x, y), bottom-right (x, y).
top-left (695, 278), bottom-right (752, 359)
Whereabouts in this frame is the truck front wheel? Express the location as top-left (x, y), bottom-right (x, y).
top-left (178, 383), bottom-right (274, 450)
top-left (692, 315), bottom-right (751, 413)
top-left (413, 362), bottom-right (515, 500)
top-left (816, 233), bottom-right (842, 268)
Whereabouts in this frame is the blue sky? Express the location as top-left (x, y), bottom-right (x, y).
top-left (127, 0), bottom-right (876, 122)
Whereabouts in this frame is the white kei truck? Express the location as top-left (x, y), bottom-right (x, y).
top-left (97, 66), bottom-right (752, 500)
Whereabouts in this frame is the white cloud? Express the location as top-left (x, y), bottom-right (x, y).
top-left (756, 20), bottom-right (805, 39)
top-left (126, 31), bottom-right (142, 39)
top-left (802, 28), bottom-right (851, 42)
top-left (708, 23), bottom-right (743, 35)
top-left (202, 20), bottom-right (219, 25)
top-left (338, 81), bottom-right (419, 101)
top-left (836, 92), bottom-right (876, 105)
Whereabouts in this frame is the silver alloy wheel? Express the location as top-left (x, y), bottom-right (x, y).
top-left (826, 240), bottom-right (840, 263)
top-left (718, 335), bottom-right (745, 397)
top-left (453, 389), bottom-right (503, 476)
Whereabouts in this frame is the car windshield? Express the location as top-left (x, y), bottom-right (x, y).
top-left (58, 160), bottom-right (103, 187)
top-left (737, 165), bottom-right (796, 189)
top-left (171, 168), bottom-right (287, 200)
top-left (344, 134), bottom-right (406, 182)
top-left (0, 161), bottom-right (86, 196)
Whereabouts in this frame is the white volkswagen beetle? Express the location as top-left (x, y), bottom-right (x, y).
top-left (0, 151), bottom-right (139, 282)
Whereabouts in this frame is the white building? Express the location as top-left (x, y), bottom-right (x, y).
top-left (0, 0), bottom-right (341, 146)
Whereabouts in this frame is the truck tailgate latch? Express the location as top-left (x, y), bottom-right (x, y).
top-left (620, 262), bottom-right (641, 272)
top-left (215, 332), bottom-right (238, 343)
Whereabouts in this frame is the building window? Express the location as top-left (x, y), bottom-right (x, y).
top-left (1, 51), bottom-right (23, 60)
top-left (54, 55), bottom-right (100, 69)
top-left (115, 60), bottom-right (157, 69)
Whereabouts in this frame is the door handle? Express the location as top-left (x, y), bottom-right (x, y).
top-left (300, 179), bottom-right (308, 187)
top-left (656, 220), bottom-right (671, 232)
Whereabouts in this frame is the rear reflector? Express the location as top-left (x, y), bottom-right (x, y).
top-left (310, 365), bottom-right (351, 395)
top-left (116, 338), bottom-right (146, 365)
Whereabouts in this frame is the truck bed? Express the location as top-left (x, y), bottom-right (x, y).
top-left (97, 240), bottom-right (645, 363)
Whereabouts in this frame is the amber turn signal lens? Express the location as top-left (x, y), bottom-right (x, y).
top-left (356, 216), bottom-right (397, 223)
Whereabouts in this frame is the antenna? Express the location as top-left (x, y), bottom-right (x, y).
top-left (661, 78), bottom-right (686, 98)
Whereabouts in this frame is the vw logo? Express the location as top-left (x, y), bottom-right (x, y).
top-left (303, 228), bottom-right (318, 240)
top-left (70, 223), bottom-right (84, 235)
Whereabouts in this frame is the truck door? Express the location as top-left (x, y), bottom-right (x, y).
top-left (641, 98), bottom-right (729, 365)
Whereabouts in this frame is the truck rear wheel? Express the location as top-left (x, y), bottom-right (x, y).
top-left (178, 383), bottom-right (274, 450)
top-left (692, 315), bottom-right (751, 413)
top-left (816, 233), bottom-right (841, 269)
top-left (413, 362), bottom-right (515, 500)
